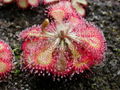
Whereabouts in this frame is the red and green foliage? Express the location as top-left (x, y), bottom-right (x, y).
top-left (19, 7), bottom-right (106, 77)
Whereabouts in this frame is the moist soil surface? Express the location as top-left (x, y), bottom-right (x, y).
top-left (0, 0), bottom-right (120, 90)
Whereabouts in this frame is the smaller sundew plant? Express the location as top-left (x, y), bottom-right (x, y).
top-left (0, 40), bottom-right (13, 80)
top-left (0, 0), bottom-right (40, 8)
top-left (19, 2), bottom-right (106, 79)
top-left (45, 0), bottom-right (88, 16)
top-left (0, 0), bottom-right (87, 17)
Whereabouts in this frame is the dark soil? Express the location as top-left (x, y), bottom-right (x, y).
top-left (0, 0), bottom-right (120, 90)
